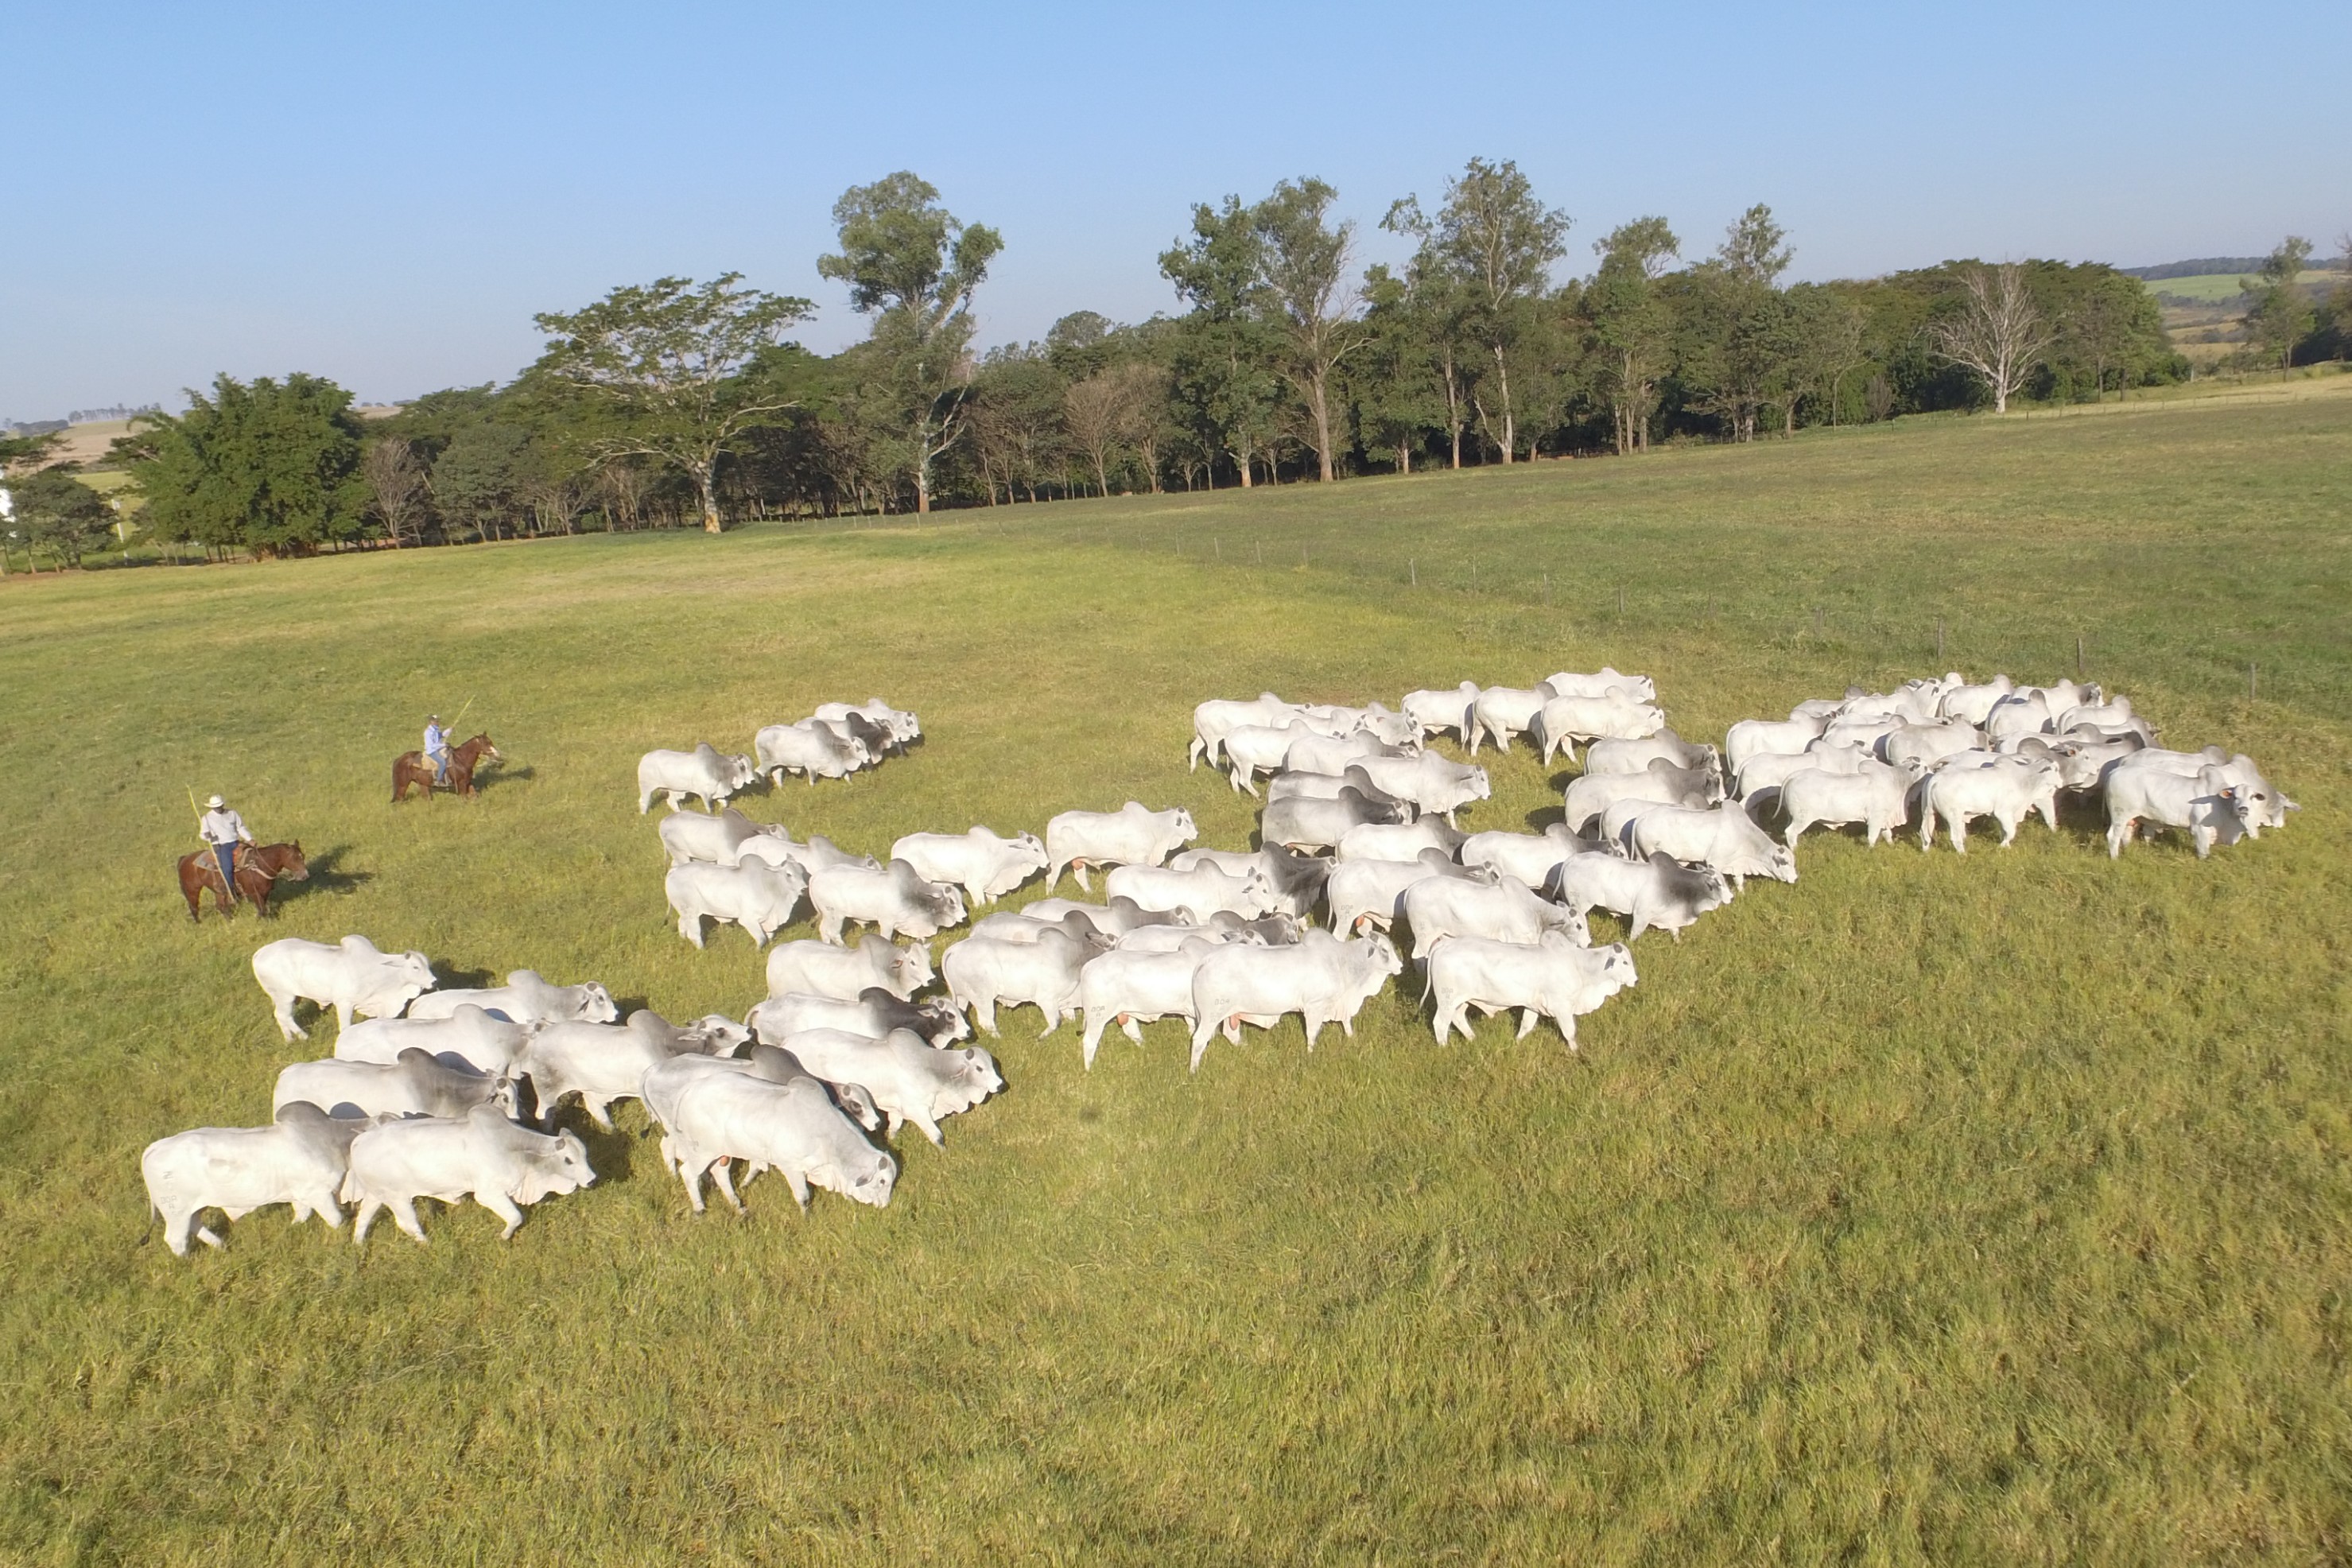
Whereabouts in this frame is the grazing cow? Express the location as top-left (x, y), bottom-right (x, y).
top-left (2104, 763), bottom-right (2252, 859)
top-left (1581, 729), bottom-right (1718, 778)
top-left (1046, 803), bottom-right (1198, 891)
top-left (1880, 720), bottom-right (1985, 770)
top-left (519, 1011), bottom-right (748, 1130)
top-left (1424, 933), bottom-right (1637, 1048)
top-left (1167, 847), bottom-right (1331, 921)
top-left (642, 1054), bottom-right (895, 1213)
top-left (1532, 695), bottom-right (1667, 765)
top-left (1190, 695), bottom-right (1301, 770)
top-left (1400, 873), bottom-right (1585, 960)
top-left (1562, 759), bottom-right (1723, 835)
top-left (1077, 939), bottom-right (1225, 1067)
top-left (253, 935), bottom-right (436, 1042)
top-left (1188, 930), bottom-right (1404, 1071)
top-left (666, 859), bottom-right (808, 949)
top-left (1469, 685), bottom-right (1554, 755)
top-left (143, 1103), bottom-right (370, 1257)
top-left (890, 828), bottom-right (1050, 907)
top-left (813, 698), bottom-right (920, 751)
top-left (1725, 716), bottom-right (1827, 776)
top-left (658, 807), bottom-right (779, 867)
top-left (638, 743), bottom-right (759, 813)
top-left (1327, 848), bottom-right (1492, 934)
top-left (1020, 896), bottom-right (1182, 937)
top-left (1286, 728), bottom-right (1408, 777)
top-left (1220, 720), bottom-right (1320, 794)
top-left (1940, 675), bottom-right (2015, 725)
top-left (1627, 804), bottom-right (1798, 887)
top-left (766, 935), bottom-right (933, 1001)
top-left (1347, 753), bottom-right (1492, 824)
top-left (1919, 756), bottom-right (2062, 852)
top-left (749, 989), bottom-right (970, 1048)
top-left (1461, 825), bottom-right (1597, 893)
top-left (1543, 667), bottom-right (1655, 701)
top-left (1554, 851), bottom-right (1730, 942)
top-left (1336, 817), bottom-right (1465, 864)
top-left (408, 969), bottom-right (618, 1027)
top-left (1780, 759), bottom-right (1923, 849)
top-left (941, 929), bottom-right (1096, 1036)
top-left (343, 1104), bottom-right (593, 1244)
top-left (1734, 741), bottom-right (1870, 803)
top-left (2107, 750), bottom-right (2294, 831)
top-left (1303, 701), bottom-right (1422, 750)
top-left (734, 831), bottom-right (878, 878)
top-left (1401, 682), bottom-right (1483, 742)
top-left (809, 859), bottom-right (967, 945)
top-left (274, 1047), bottom-right (515, 1123)
top-left (650, 1045), bottom-right (886, 1133)
top-left (754, 721), bottom-right (869, 786)
top-left (770, 1027), bottom-right (1003, 1146)
top-left (1264, 767), bottom-right (1415, 819)
top-left (1106, 861), bottom-right (1279, 920)
top-left (336, 1004), bottom-right (531, 1074)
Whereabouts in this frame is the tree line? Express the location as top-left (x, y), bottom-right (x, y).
top-left (45, 166), bottom-right (2352, 555)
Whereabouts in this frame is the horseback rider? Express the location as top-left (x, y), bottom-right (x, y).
top-left (425, 714), bottom-right (451, 784)
top-left (199, 794), bottom-right (254, 901)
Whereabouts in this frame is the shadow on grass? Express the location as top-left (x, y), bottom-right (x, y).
top-left (431, 961), bottom-right (498, 991)
top-left (276, 845), bottom-right (372, 904)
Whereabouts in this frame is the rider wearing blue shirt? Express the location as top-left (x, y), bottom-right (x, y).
top-left (425, 716), bottom-right (450, 783)
top-left (199, 794), bottom-right (253, 898)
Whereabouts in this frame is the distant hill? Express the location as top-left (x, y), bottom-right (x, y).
top-left (2121, 258), bottom-right (2272, 281)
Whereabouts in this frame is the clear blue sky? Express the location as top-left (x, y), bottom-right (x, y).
top-left (3, 0), bottom-right (2344, 419)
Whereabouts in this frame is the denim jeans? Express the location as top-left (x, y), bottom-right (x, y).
top-left (212, 842), bottom-right (236, 891)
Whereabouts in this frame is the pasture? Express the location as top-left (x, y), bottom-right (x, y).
top-left (2141, 268), bottom-right (2339, 304)
top-left (2, 385), bottom-right (2349, 1563)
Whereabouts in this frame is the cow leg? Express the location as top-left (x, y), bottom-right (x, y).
top-left (270, 991), bottom-right (309, 1042)
top-left (1997, 812), bottom-right (2020, 848)
top-left (2106, 816), bottom-right (2133, 857)
top-left (1188, 1019), bottom-right (1215, 1073)
top-left (390, 1197), bottom-right (429, 1244)
top-left (478, 1190), bottom-right (526, 1240)
top-left (677, 1160), bottom-right (708, 1214)
top-left (1036, 1003), bottom-right (1062, 1037)
top-left (972, 998), bottom-right (998, 1037)
top-left (1222, 1014), bottom-right (1243, 1045)
top-left (1948, 816), bottom-right (1967, 855)
top-left (158, 1208), bottom-right (194, 1257)
top-left (195, 1222), bottom-right (227, 1250)
top-left (584, 1096), bottom-right (615, 1132)
top-left (679, 913), bottom-right (704, 948)
top-left (1073, 861), bottom-right (1092, 892)
top-left (1121, 1014), bottom-right (1146, 1044)
top-left (1516, 1007), bottom-right (1539, 1039)
top-left (817, 914), bottom-right (844, 945)
top-left (1919, 804), bottom-right (1936, 852)
top-left (709, 1161), bottom-right (746, 1215)
top-left (1302, 1012), bottom-right (1323, 1052)
top-left (912, 1112), bottom-right (945, 1148)
top-left (1081, 1016), bottom-right (1107, 1069)
top-left (785, 1169), bottom-right (813, 1211)
top-left (352, 1198), bottom-right (383, 1245)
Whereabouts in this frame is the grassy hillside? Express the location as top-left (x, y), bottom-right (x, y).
top-left (2145, 268), bottom-right (2340, 304)
top-left (2, 386), bottom-right (2347, 1563)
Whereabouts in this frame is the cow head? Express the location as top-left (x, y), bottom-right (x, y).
top-left (570, 982), bottom-right (620, 1024)
top-left (1764, 844), bottom-right (1799, 883)
top-left (1011, 832), bottom-right (1048, 864)
top-left (1169, 807), bottom-right (1199, 842)
top-left (725, 753), bottom-right (759, 790)
top-left (912, 996), bottom-right (973, 1044)
top-left (1596, 943), bottom-right (1639, 992)
top-left (840, 1148), bottom-right (898, 1208)
top-left (874, 936), bottom-right (935, 992)
top-left (1356, 932), bottom-right (1405, 980)
top-left (1236, 866), bottom-right (1280, 918)
top-left (2226, 755), bottom-right (2293, 829)
top-left (516, 1129), bottom-right (596, 1205)
top-left (957, 1043), bottom-right (1007, 1097)
top-left (682, 1015), bottom-right (755, 1056)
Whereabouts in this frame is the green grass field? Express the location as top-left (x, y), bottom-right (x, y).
top-left (2144, 268), bottom-right (2341, 304)
top-left (3, 386), bottom-right (2349, 1563)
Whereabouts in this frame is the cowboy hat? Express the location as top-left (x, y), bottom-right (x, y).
top-left (207, 794), bottom-right (225, 809)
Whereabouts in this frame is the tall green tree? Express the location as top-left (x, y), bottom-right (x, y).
top-left (1161, 196), bottom-right (1284, 487)
top-left (532, 274), bottom-right (812, 532)
top-left (1585, 218), bottom-right (1680, 454)
top-left (2241, 236), bottom-right (2315, 368)
top-left (116, 373), bottom-right (368, 554)
top-left (10, 468), bottom-right (114, 566)
top-left (1676, 205), bottom-right (1794, 441)
top-left (817, 173), bottom-right (1002, 514)
top-left (1389, 159), bottom-right (1569, 463)
top-left (1249, 178), bottom-right (1367, 480)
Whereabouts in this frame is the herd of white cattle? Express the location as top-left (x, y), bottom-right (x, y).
top-left (145, 673), bottom-right (2293, 1259)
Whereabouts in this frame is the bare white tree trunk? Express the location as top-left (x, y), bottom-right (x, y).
top-left (1929, 262), bottom-right (2056, 414)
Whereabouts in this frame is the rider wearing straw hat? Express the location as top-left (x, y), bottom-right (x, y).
top-left (199, 794), bottom-right (254, 900)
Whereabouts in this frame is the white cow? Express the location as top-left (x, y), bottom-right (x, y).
top-left (1627, 803), bottom-right (1799, 887)
top-left (336, 1005), bottom-right (531, 1074)
top-left (1469, 685), bottom-right (1554, 755)
top-left (1286, 728), bottom-right (1407, 776)
top-left (407, 969), bottom-right (618, 1026)
top-left (343, 1104), bottom-right (594, 1244)
top-left (1259, 789), bottom-right (1409, 852)
top-left (1105, 861), bottom-right (1279, 920)
top-left (1326, 849), bottom-right (1490, 934)
top-left (1077, 939), bottom-right (1223, 1068)
top-left (642, 1054), bottom-right (895, 1213)
top-left (770, 1027), bottom-right (1003, 1147)
top-left (1919, 756), bottom-right (2062, 852)
top-left (1581, 729), bottom-right (1718, 778)
top-left (808, 860), bottom-right (967, 945)
top-left (890, 827), bottom-right (1050, 907)
top-left (747, 989), bottom-right (970, 1048)
top-left (1347, 753), bottom-right (1492, 824)
top-left (1264, 767), bottom-right (1415, 819)
top-left (1984, 691), bottom-right (2054, 744)
top-left (1725, 716), bottom-right (1827, 776)
top-left (1190, 695), bottom-right (1302, 770)
top-left (2104, 763), bottom-right (2252, 859)
top-left (1166, 847), bottom-right (1332, 921)
top-left (1220, 720), bottom-right (1320, 794)
top-left (1554, 851), bottom-right (1731, 942)
top-left (1188, 930), bottom-right (1405, 1071)
top-left (275, 1049), bottom-right (515, 1122)
top-left (142, 1103), bottom-right (371, 1257)
top-left (2106, 750), bottom-right (2294, 831)
top-left (1302, 701), bottom-right (1422, 749)
top-left (520, 1011), bottom-right (749, 1129)
top-left (666, 860), bottom-right (808, 949)
top-left (253, 935), bottom-right (437, 1042)
top-left (766, 935), bottom-right (933, 1001)
top-left (734, 831), bottom-right (879, 878)
top-left (1046, 803), bottom-right (1198, 891)
top-left (1780, 759), bottom-right (1922, 849)
top-left (754, 720), bottom-right (870, 786)
top-left (638, 743), bottom-right (759, 813)
top-left (1734, 741), bottom-right (1869, 803)
top-left (813, 697), bottom-right (920, 749)
top-left (1335, 817), bottom-right (1465, 864)
top-left (1880, 720), bottom-right (1985, 770)
top-left (941, 929), bottom-right (1095, 1036)
top-left (1400, 873), bottom-right (1585, 960)
top-left (1562, 759), bottom-right (1723, 835)
top-left (1542, 668), bottom-right (1655, 701)
top-left (1401, 682), bottom-right (1483, 742)
top-left (1940, 675), bottom-right (2015, 725)
top-left (1112, 918), bottom-right (1272, 953)
top-left (1533, 694), bottom-right (1667, 765)
top-left (658, 806), bottom-right (779, 867)
top-left (1424, 933), bottom-right (1637, 1048)
top-left (1461, 825), bottom-right (1596, 894)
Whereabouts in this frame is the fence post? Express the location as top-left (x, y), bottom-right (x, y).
top-left (1410, 558), bottom-right (1417, 586)
top-left (1814, 605), bottom-right (1824, 638)
top-left (1617, 585), bottom-right (1626, 618)
top-left (2076, 633), bottom-right (2085, 681)
top-left (1936, 619), bottom-right (1945, 663)
top-left (2249, 662), bottom-right (2258, 701)
top-left (1213, 537), bottom-right (1221, 561)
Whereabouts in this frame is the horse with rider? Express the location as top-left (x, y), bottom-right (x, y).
top-left (177, 794), bottom-right (309, 920)
top-left (393, 713), bottom-right (500, 801)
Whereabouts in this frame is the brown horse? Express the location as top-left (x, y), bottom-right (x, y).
top-left (393, 732), bottom-right (500, 801)
top-left (177, 841), bottom-right (310, 921)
